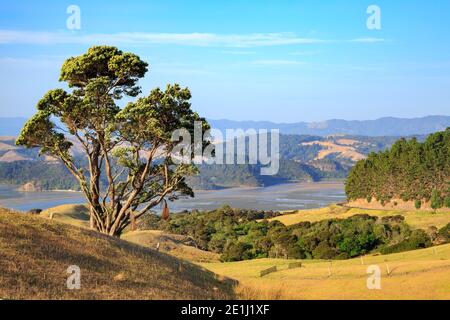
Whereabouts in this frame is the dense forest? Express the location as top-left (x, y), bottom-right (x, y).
top-left (0, 161), bottom-right (80, 190)
top-left (345, 128), bottom-right (450, 209)
top-left (138, 206), bottom-right (449, 262)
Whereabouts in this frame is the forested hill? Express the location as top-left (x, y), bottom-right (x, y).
top-left (0, 134), bottom-right (398, 190)
top-left (2, 116), bottom-right (450, 137)
top-left (210, 116), bottom-right (450, 137)
top-left (345, 128), bottom-right (450, 209)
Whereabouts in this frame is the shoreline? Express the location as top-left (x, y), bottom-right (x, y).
top-left (4, 180), bottom-right (345, 194)
top-left (0, 181), bottom-right (346, 212)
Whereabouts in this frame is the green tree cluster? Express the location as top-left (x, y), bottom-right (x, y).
top-left (146, 207), bottom-right (437, 262)
top-left (345, 129), bottom-right (450, 208)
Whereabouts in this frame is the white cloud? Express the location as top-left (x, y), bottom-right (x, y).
top-left (0, 30), bottom-right (326, 48)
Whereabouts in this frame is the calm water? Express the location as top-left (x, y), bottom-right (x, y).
top-left (0, 182), bottom-right (346, 212)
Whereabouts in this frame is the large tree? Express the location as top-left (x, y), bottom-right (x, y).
top-left (17, 46), bottom-right (210, 236)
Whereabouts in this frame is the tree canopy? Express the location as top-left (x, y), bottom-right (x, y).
top-left (345, 128), bottom-right (450, 208)
top-left (17, 46), bottom-right (210, 236)
top-left (138, 206), bottom-right (440, 262)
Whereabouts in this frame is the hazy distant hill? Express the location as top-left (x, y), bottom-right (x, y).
top-left (2, 115), bottom-right (449, 137)
top-left (210, 115), bottom-right (450, 137)
top-left (0, 133), bottom-right (398, 190)
top-left (0, 114), bottom-right (440, 190)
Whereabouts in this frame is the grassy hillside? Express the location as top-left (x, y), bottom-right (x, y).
top-left (271, 205), bottom-right (450, 230)
top-left (202, 243), bottom-right (450, 300)
top-left (0, 209), bottom-right (235, 300)
top-left (40, 204), bottom-right (219, 263)
top-left (122, 230), bottom-right (220, 263)
top-left (3, 203), bottom-right (449, 300)
top-left (40, 204), bottom-right (90, 228)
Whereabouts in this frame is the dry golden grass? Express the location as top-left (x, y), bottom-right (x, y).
top-left (336, 138), bottom-right (359, 146)
top-left (40, 205), bottom-right (220, 263)
top-left (22, 203), bottom-right (450, 300)
top-left (347, 198), bottom-right (450, 211)
top-left (122, 230), bottom-right (220, 263)
top-left (40, 204), bottom-right (90, 228)
top-left (301, 140), bottom-right (366, 161)
top-left (202, 244), bottom-right (450, 300)
top-left (271, 205), bottom-right (450, 229)
top-left (0, 209), bottom-right (235, 300)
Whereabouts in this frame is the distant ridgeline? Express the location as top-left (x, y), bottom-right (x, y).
top-left (345, 128), bottom-right (450, 209)
top-left (187, 134), bottom-right (400, 189)
top-left (0, 134), bottom-right (400, 190)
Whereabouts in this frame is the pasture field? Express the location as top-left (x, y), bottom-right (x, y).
top-left (272, 205), bottom-right (450, 229)
top-left (202, 244), bottom-right (450, 300)
top-left (34, 203), bottom-right (450, 300)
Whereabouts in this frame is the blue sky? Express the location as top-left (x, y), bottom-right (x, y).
top-left (0, 0), bottom-right (449, 122)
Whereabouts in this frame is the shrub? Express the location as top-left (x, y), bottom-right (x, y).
top-left (287, 246), bottom-right (306, 260)
top-left (335, 252), bottom-right (350, 260)
top-left (312, 242), bottom-right (339, 259)
top-left (221, 242), bottom-right (253, 262)
top-left (380, 230), bottom-right (432, 254)
top-left (381, 215), bottom-right (404, 224)
top-left (415, 199), bottom-right (422, 209)
top-left (444, 197), bottom-right (450, 208)
top-left (136, 213), bottom-right (161, 230)
top-left (430, 190), bottom-right (443, 210)
top-left (437, 223), bottom-right (450, 243)
top-left (27, 208), bottom-right (42, 215)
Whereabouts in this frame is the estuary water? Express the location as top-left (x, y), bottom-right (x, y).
top-left (0, 182), bottom-right (346, 212)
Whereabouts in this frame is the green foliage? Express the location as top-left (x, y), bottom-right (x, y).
top-left (415, 199), bottom-right (422, 209)
top-left (221, 242), bottom-right (253, 262)
top-left (345, 129), bottom-right (450, 206)
top-left (147, 207), bottom-right (433, 262)
top-left (437, 223), bottom-right (450, 243)
top-left (445, 197), bottom-right (450, 208)
top-left (430, 190), bottom-right (444, 210)
top-left (380, 229), bottom-right (432, 254)
top-left (0, 161), bottom-right (80, 190)
top-left (16, 46), bottom-right (210, 236)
